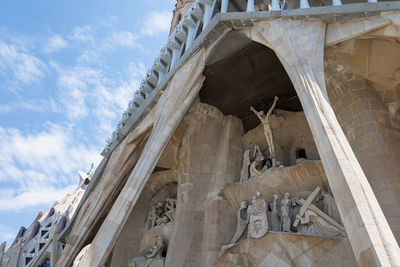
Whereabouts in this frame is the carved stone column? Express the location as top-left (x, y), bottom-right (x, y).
top-left (75, 49), bottom-right (206, 267)
top-left (249, 19), bottom-right (400, 266)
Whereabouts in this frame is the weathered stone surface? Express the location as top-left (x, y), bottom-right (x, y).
top-left (215, 232), bottom-right (357, 267)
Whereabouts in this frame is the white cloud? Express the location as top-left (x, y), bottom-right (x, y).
top-left (141, 11), bottom-right (172, 36)
top-left (71, 26), bottom-right (94, 42)
top-left (0, 40), bottom-right (46, 86)
top-left (100, 15), bottom-right (118, 28)
top-left (102, 31), bottom-right (139, 51)
top-left (127, 61), bottom-right (147, 80)
top-left (44, 35), bottom-right (68, 53)
top-left (0, 185), bottom-right (76, 212)
top-left (0, 9), bottom-right (158, 234)
top-left (0, 99), bottom-right (58, 114)
top-left (0, 124), bottom-right (102, 212)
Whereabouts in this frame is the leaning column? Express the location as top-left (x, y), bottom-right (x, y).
top-left (249, 19), bottom-right (400, 267)
top-left (75, 49), bottom-right (206, 267)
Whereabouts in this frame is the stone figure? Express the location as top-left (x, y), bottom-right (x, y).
top-left (128, 237), bottom-right (166, 267)
top-left (146, 237), bottom-right (165, 259)
top-left (165, 198), bottom-right (176, 222)
top-left (295, 210), bottom-right (345, 237)
top-left (281, 192), bottom-right (292, 232)
top-left (155, 216), bottom-right (169, 226)
top-left (316, 190), bottom-right (342, 223)
top-left (293, 187), bottom-right (321, 228)
top-left (147, 199), bottom-right (177, 230)
top-left (250, 96), bottom-right (279, 166)
top-left (240, 147), bottom-right (251, 181)
top-left (147, 206), bottom-right (160, 230)
top-left (249, 145), bottom-right (265, 177)
top-left (293, 187), bottom-right (346, 238)
top-left (270, 194), bottom-right (279, 231)
top-left (230, 201), bottom-right (249, 244)
top-left (247, 191), bottom-right (268, 238)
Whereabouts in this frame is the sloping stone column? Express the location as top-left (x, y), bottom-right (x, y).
top-left (75, 49), bottom-right (206, 267)
top-left (249, 19), bottom-right (400, 266)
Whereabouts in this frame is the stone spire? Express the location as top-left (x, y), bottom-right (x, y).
top-left (170, 0), bottom-right (196, 35)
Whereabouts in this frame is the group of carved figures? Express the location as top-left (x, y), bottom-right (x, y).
top-left (241, 96), bottom-right (282, 181)
top-left (128, 236), bottom-right (166, 267)
top-left (229, 187), bottom-right (346, 246)
top-left (146, 198), bottom-right (176, 231)
top-left (240, 143), bottom-right (282, 181)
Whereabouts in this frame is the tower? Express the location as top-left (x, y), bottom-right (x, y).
top-left (170, 0), bottom-right (196, 34)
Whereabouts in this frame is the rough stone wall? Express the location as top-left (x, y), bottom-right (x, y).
top-left (325, 39), bottom-right (400, 241)
top-left (215, 232), bottom-right (356, 267)
top-left (165, 101), bottom-right (243, 267)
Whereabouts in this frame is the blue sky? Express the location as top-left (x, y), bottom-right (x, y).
top-left (0, 0), bottom-right (176, 247)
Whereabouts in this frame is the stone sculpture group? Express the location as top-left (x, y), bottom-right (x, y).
top-left (225, 187), bottom-right (346, 250)
top-left (146, 198), bottom-right (176, 231)
top-left (241, 96), bottom-right (283, 181)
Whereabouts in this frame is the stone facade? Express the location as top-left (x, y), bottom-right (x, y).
top-left (3, 1), bottom-right (400, 267)
top-left (1, 170), bottom-right (90, 267)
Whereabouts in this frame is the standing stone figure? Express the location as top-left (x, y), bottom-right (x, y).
top-left (281, 192), bottom-right (292, 232)
top-left (147, 206), bottom-right (158, 230)
top-left (271, 194), bottom-right (279, 231)
top-left (250, 96), bottom-right (279, 166)
top-left (230, 201), bottom-right (249, 243)
top-left (247, 191), bottom-right (268, 238)
top-left (165, 198), bottom-right (176, 222)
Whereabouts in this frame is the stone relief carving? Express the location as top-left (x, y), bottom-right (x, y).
top-left (240, 144), bottom-right (277, 180)
top-left (247, 191), bottom-right (269, 239)
top-left (146, 199), bottom-right (176, 231)
top-left (223, 187), bottom-right (346, 252)
top-left (249, 145), bottom-right (265, 177)
top-left (128, 237), bottom-right (166, 267)
top-left (293, 187), bottom-right (346, 237)
top-left (145, 237), bottom-right (165, 259)
top-left (250, 96), bottom-right (279, 166)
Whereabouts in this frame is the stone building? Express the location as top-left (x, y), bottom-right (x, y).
top-left (0, 169), bottom-right (91, 267)
top-left (3, 0), bottom-right (400, 266)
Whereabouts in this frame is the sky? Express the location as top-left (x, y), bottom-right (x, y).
top-left (0, 0), bottom-right (176, 248)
